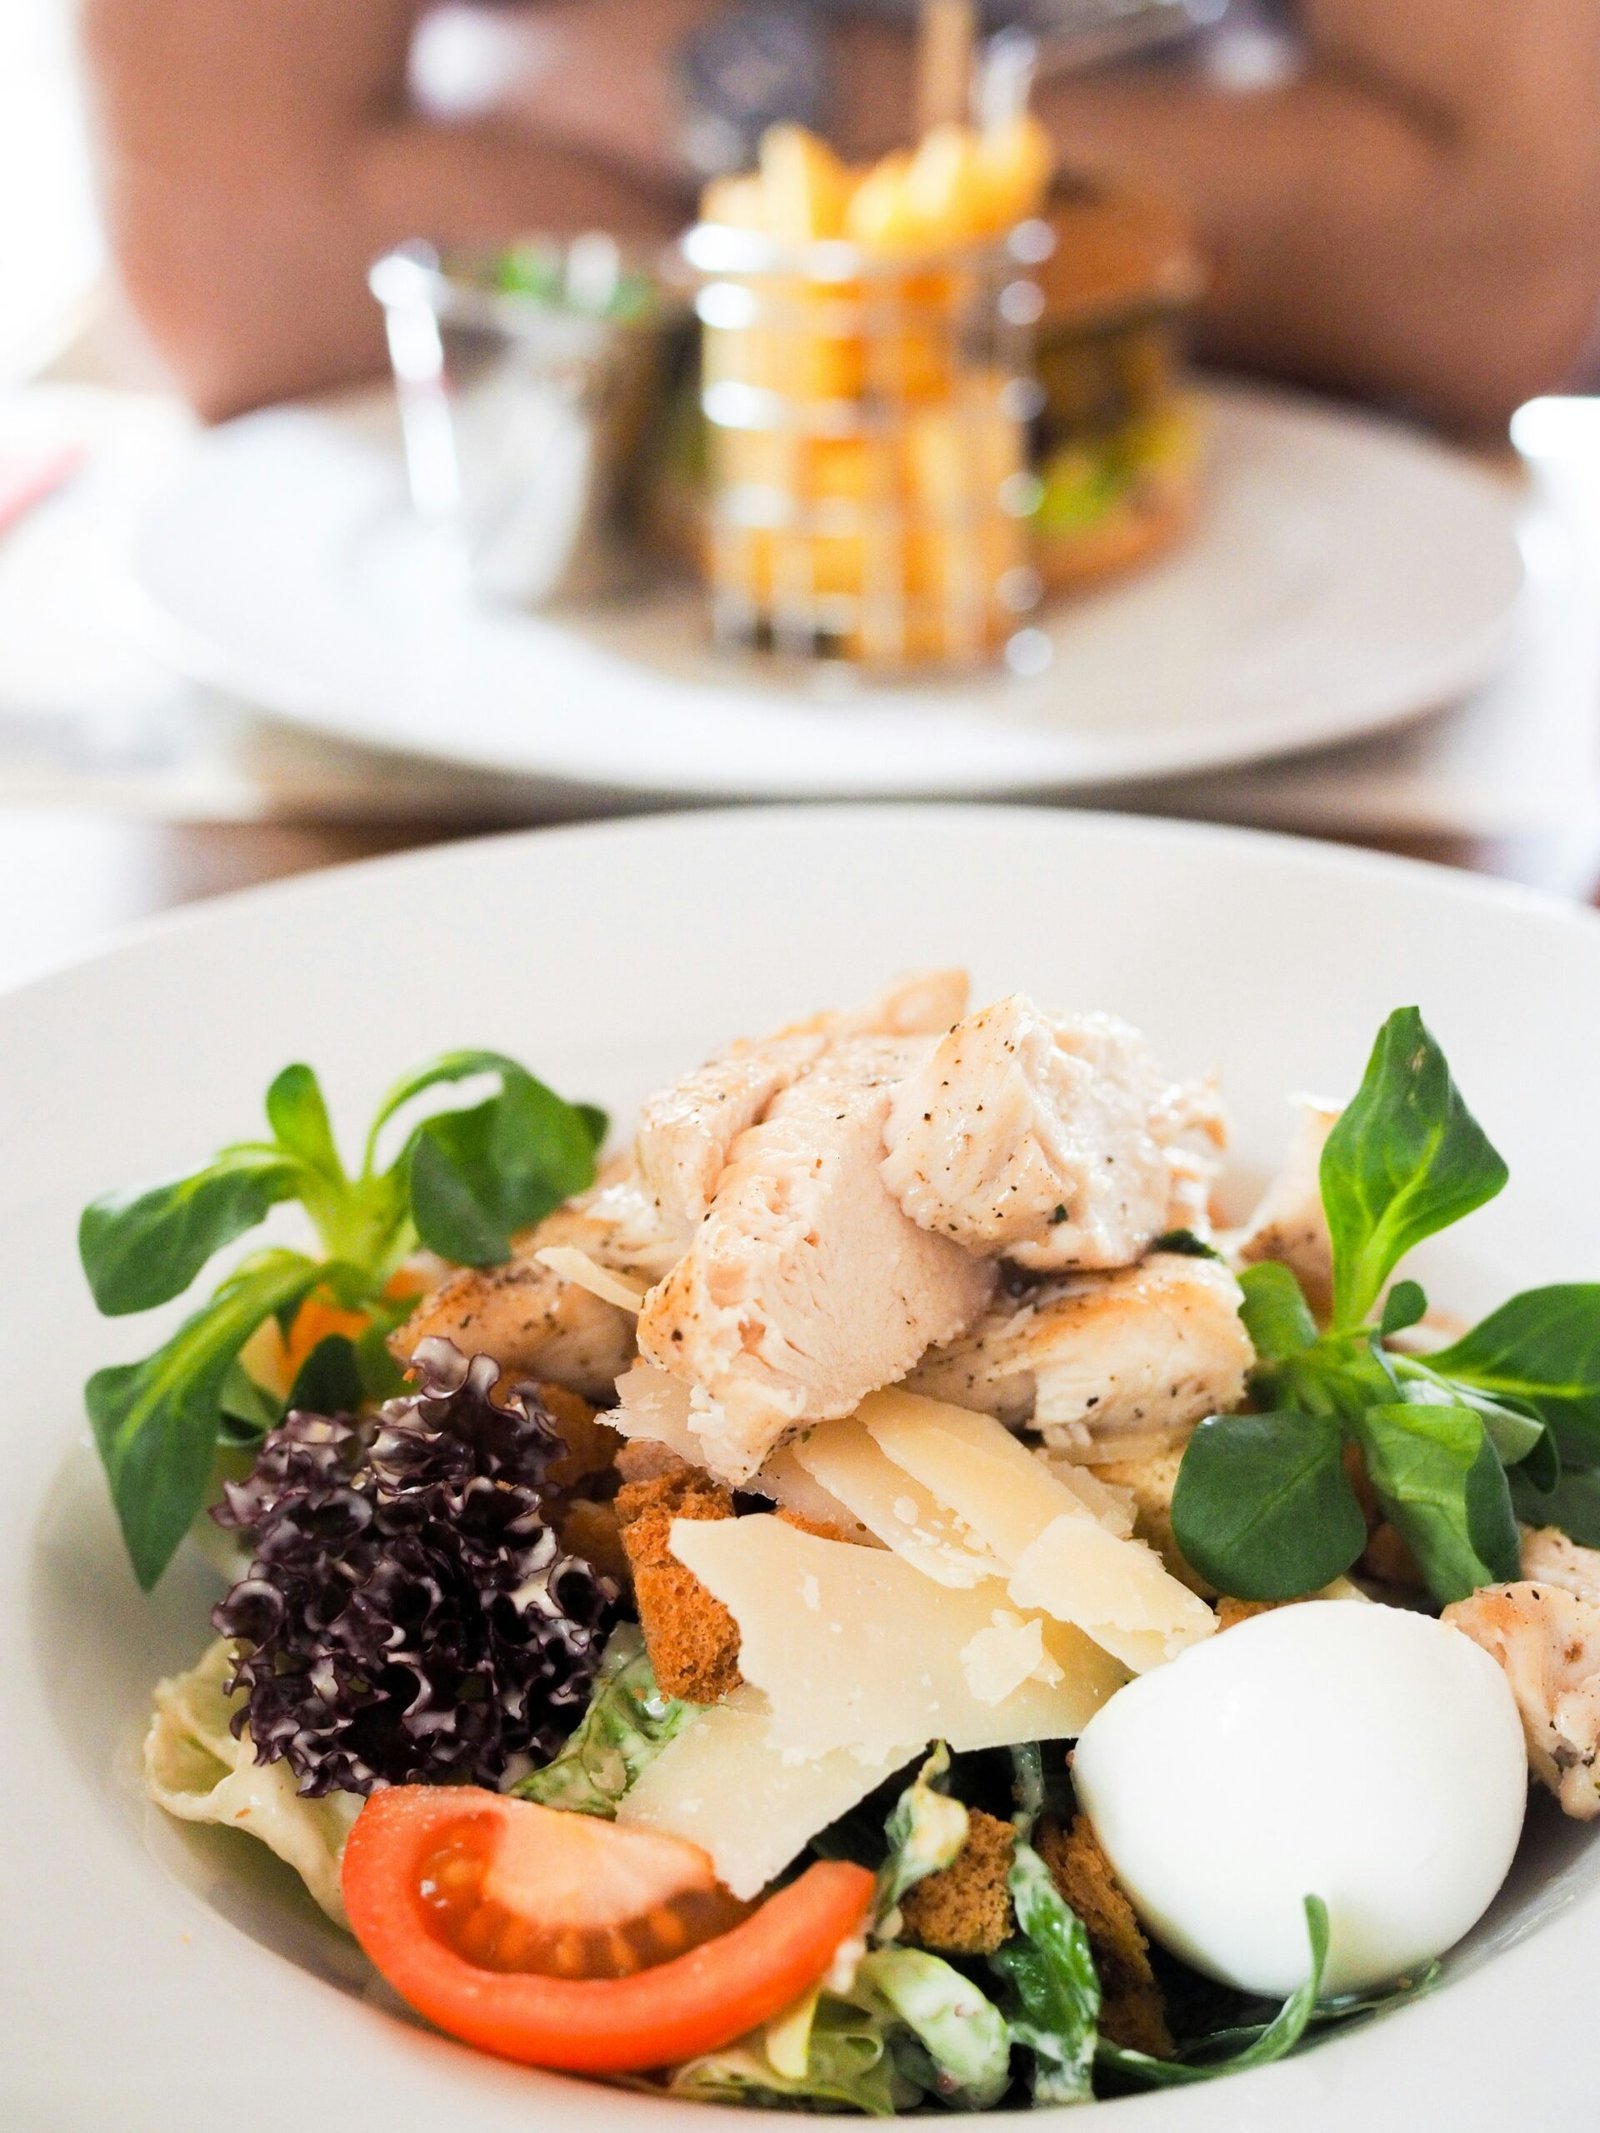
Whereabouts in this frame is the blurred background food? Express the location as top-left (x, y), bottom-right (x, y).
top-left (4, 0), bottom-right (1600, 975)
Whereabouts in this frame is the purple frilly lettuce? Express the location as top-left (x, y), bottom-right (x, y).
top-left (212, 1337), bottom-right (618, 1796)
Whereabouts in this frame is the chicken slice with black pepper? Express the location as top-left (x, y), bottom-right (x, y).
top-left (880, 996), bottom-right (1224, 1272)
top-left (391, 1203), bottom-right (639, 1404)
top-left (906, 1250), bottom-right (1252, 1465)
top-left (1445, 1559), bottom-right (1600, 1820)
top-left (636, 1034), bottom-right (994, 1484)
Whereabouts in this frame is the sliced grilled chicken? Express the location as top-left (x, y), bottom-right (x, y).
top-left (1445, 1579), bottom-right (1600, 1818)
top-left (880, 996), bottom-right (1224, 1272)
top-left (906, 1251), bottom-right (1252, 1463)
top-left (598, 969), bottom-right (973, 1271)
top-left (636, 1034), bottom-right (994, 1484)
top-left (1225, 1096), bottom-right (1341, 1319)
top-left (1520, 1525), bottom-right (1600, 1598)
top-left (392, 1258), bottom-right (636, 1405)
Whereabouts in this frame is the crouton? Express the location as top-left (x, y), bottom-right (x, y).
top-left (614, 1438), bottom-right (692, 1486)
top-left (534, 1382), bottom-right (618, 1493)
top-left (899, 1808), bottom-right (1016, 1956)
top-left (1036, 1814), bottom-right (1172, 2058)
top-left (617, 1469), bottom-right (743, 1701)
top-left (555, 1496), bottom-right (630, 1586)
top-left (1214, 1595), bottom-right (1283, 1632)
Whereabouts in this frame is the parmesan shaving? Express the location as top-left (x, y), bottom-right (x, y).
top-left (859, 1387), bottom-right (1213, 1671)
top-left (960, 1613), bottom-right (1057, 1705)
top-left (1009, 1512), bottom-right (1217, 1670)
top-left (755, 1440), bottom-right (880, 1546)
top-left (534, 1245), bottom-right (648, 1314)
top-left (790, 1417), bottom-right (1002, 1587)
top-left (669, 1513), bottom-right (1124, 1758)
top-left (616, 1689), bottom-right (916, 1899)
top-left (606, 1360), bottom-right (705, 1462)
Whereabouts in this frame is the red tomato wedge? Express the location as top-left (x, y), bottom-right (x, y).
top-left (342, 1787), bottom-right (875, 2073)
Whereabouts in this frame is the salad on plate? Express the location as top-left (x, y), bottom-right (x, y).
top-left (83, 972), bottom-right (1600, 2111)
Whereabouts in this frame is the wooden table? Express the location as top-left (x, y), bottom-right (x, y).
top-left (8, 806), bottom-right (1600, 1000)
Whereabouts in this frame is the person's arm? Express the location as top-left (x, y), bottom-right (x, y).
top-left (80, 0), bottom-right (697, 419)
top-left (1037, 0), bottom-right (1600, 431)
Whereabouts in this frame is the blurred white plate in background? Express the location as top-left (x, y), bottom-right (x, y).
top-left (130, 380), bottom-right (1524, 799)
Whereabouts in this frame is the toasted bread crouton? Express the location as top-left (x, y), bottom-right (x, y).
top-left (1214, 1595), bottom-right (1284, 1632)
top-left (1037, 1814), bottom-right (1172, 2058)
top-left (1092, 1443), bottom-right (1212, 1597)
top-left (534, 1382), bottom-right (618, 1493)
top-left (555, 1497), bottom-right (630, 1586)
top-left (900, 1808), bottom-right (1016, 1956)
top-left (617, 1469), bottom-right (743, 1701)
top-left (614, 1438), bottom-right (692, 1486)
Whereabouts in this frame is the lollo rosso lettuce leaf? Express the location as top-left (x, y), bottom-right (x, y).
top-left (212, 1340), bottom-right (618, 1794)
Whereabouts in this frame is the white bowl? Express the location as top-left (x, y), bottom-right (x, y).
top-left (5, 804), bottom-right (1598, 2130)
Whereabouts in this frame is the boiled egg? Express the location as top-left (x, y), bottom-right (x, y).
top-left (1071, 1600), bottom-right (1527, 1996)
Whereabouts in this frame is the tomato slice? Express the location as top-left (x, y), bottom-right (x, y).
top-left (342, 1787), bottom-right (874, 2073)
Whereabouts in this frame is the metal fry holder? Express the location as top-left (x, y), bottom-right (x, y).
top-left (684, 219), bottom-right (1054, 675)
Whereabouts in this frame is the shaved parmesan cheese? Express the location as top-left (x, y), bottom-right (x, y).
top-left (1037, 1452), bottom-right (1136, 1537)
top-left (1010, 1513), bottom-right (1216, 1670)
top-left (790, 1417), bottom-right (1002, 1588)
top-left (859, 1387), bottom-right (1213, 1672)
top-left (755, 1441), bottom-right (880, 1547)
top-left (616, 1689), bottom-right (915, 1899)
top-left (670, 1513), bottom-right (1124, 1757)
top-left (534, 1245), bottom-right (647, 1314)
top-left (859, 1387), bottom-right (1089, 1560)
top-left (606, 1361), bottom-right (704, 1462)
top-left (960, 1613), bottom-right (1059, 1705)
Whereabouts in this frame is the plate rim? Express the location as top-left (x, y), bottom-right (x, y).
top-left (126, 379), bottom-right (1527, 800)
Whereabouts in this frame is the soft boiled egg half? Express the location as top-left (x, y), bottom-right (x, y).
top-left (1071, 1600), bottom-right (1528, 1997)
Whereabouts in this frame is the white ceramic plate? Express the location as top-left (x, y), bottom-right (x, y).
top-left (129, 383), bottom-right (1524, 799)
top-left (7, 806), bottom-right (1597, 2133)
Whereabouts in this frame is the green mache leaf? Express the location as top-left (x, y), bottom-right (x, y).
top-left (1428, 1286), bottom-right (1600, 1464)
top-left (286, 1333), bottom-right (365, 1417)
top-left (79, 1147), bottom-right (300, 1316)
top-left (1172, 1410), bottom-right (1367, 1601)
top-left (991, 1840), bottom-right (1100, 2105)
top-left (874, 1744), bottom-right (968, 1932)
top-left (1512, 1463), bottom-right (1600, 1547)
top-left (264, 1063), bottom-right (343, 1181)
top-left (576, 1101), bottom-right (609, 1152)
top-left (354, 1321), bottom-right (408, 1406)
top-left (1390, 1362), bottom-right (1549, 1469)
top-left (217, 1358), bottom-right (285, 1438)
top-left (1097, 1896), bottom-right (1330, 2088)
top-left (1321, 1009), bottom-right (1508, 1329)
top-left (515, 1627), bottom-right (688, 1815)
top-left (855, 1949), bottom-right (1012, 2111)
top-left (1238, 1261), bottom-right (1318, 1363)
top-left (1380, 1278), bottom-right (1428, 1338)
top-left (381, 1052), bottom-right (600, 1267)
top-left (1357, 1402), bottom-right (1521, 1602)
top-left (86, 1248), bottom-right (323, 1589)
